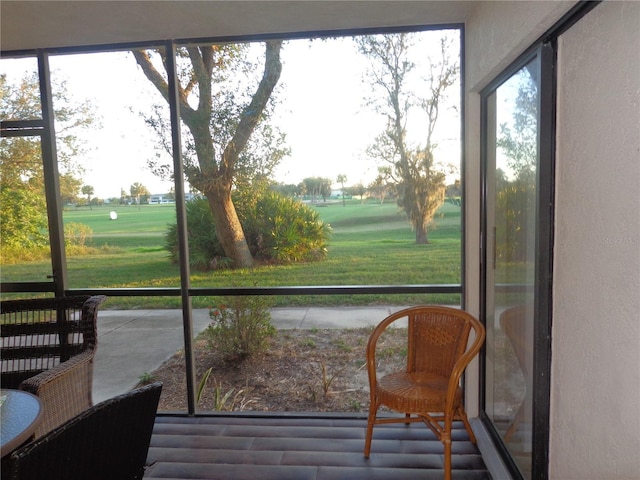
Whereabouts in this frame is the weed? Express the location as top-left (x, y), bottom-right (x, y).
top-left (197, 367), bottom-right (253, 411)
top-left (138, 372), bottom-right (155, 384)
top-left (319, 362), bottom-right (337, 397)
top-left (196, 367), bottom-right (214, 404)
top-left (347, 398), bottom-right (363, 411)
top-left (302, 338), bottom-right (317, 348)
top-left (332, 338), bottom-right (352, 352)
top-left (306, 361), bottom-right (341, 400)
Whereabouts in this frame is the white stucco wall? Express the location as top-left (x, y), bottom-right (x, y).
top-left (551, 2), bottom-right (640, 478)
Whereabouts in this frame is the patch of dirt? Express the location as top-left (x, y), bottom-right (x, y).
top-left (145, 327), bottom-right (408, 413)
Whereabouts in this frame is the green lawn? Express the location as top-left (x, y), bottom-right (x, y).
top-left (4, 199), bottom-right (462, 308)
top-left (64, 203), bottom-right (175, 249)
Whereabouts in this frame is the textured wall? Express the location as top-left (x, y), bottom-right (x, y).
top-left (551, 2), bottom-right (640, 478)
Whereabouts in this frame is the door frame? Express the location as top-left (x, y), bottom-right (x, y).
top-left (478, 43), bottom-right (555, 480)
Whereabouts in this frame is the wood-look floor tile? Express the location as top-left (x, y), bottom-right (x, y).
top-left (144, 414), bottom-right (491, 479)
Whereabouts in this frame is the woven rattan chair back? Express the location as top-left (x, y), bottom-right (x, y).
top-left (6, 382), bottom-right (162, 480)
top-left (407, 308), bottom-right (472, 378)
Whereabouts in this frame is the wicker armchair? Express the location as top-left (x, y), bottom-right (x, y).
top-left (1, 295), bottom-right (106, 437)
top-left (364, 306), bottom-right (485, 480)
top-left (5, 382), bottom-right (162, 480)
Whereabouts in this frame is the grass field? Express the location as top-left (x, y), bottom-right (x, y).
top-left (4, 199), bottom-right (462, 308)
top-left (64, 203), bottom-right (176, 249)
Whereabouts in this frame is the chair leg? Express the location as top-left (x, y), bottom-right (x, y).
top-left (443, 435), bottom-right (452, 480)
top-left (458, 409), bottom-right (477, 444)
top-left (364, 402), bottom-right (378, 458)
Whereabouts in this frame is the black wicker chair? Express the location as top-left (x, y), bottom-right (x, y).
top-left (1, 295), bottom-right (106, 437)
top-left (5, 382), bottom-right (162, 480)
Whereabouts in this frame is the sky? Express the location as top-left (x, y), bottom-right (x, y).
top-left (2, 31), bottom-right (461, 200)
top-left (273, 37), bottom-right (388, 186)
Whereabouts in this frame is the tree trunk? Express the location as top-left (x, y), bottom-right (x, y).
top-left (206, 185), bottom-right (254, 268)
top-left (415, 216), bottom-right (428, 244)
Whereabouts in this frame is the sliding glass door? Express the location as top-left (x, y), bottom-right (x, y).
top-left (481, 45), bottom-right (554, 480)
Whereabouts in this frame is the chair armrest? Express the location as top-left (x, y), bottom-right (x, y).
top-left (445, 322), bottom-right (485, 414)
top-left (19, 350), bottom-right (95, 438)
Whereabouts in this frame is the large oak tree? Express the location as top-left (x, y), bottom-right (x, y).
top-left (132, 41), bottom-right (283, 268)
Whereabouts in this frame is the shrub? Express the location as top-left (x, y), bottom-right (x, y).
top-left (0, 185), bottom-right (48, 252)
top-left (64, 222), bottom-right (93, 247)
top-left (203, 295), bottom-right (276, 361)
top-left (165, 191), bottom-right (331, 270)
top-left (165, 197), bottom-right (226, 270)
top-left (0, 244), bottom-right (50, 265)
top-left (248, 192), bottom-right (331, 263)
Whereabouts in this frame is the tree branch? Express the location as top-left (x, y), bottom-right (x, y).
top-left (221, 40), bottom-right (283, 177)
top-left (132, 49), bottom-right (196, 122)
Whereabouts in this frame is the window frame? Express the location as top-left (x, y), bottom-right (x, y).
top-left (1, 24), bottom-right (466, 415)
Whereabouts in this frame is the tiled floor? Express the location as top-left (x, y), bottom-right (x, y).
top-left (144, 414), bottom-right (491, 479)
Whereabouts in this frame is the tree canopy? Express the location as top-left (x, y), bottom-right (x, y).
top-left (81, 184), bottom-right (94, 209)
top-left (301, 177), bottom-right (332, 203)
top-left (0, 73), bottom-right (95, 256)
